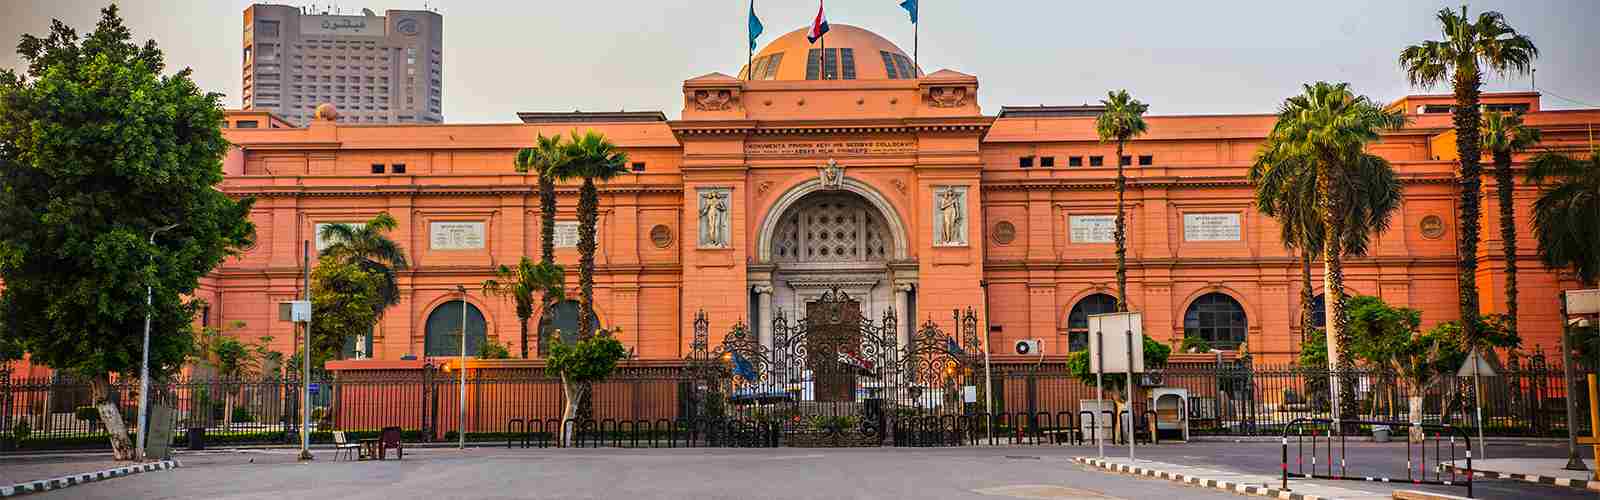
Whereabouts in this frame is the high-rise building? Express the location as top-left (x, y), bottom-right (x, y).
top-left (241, 4), bottom-right (443, 126)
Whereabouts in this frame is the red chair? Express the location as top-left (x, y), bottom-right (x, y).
top-left (378, 427), bottom-right (404, 460)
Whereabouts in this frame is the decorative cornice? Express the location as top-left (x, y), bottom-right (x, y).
top-left (669, 117), bottom-right (993, 137)
top-left (223, 184), bottom-right (684, 198)
top-left (980, 175), bottom-right (1455, 191)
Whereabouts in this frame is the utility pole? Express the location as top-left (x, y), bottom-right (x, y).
top-left (457, 284), bottom-right (469, 450)
top-left (979, 280), bottom-right (994, 445)
top-left (298, 240), bottom-right (313, 461)
top-left (136, 223), bottom-right (178, 462)
top-left (1560, 291), bottom-right (1589, 471)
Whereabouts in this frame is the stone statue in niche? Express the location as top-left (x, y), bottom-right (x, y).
top-left (935, 186), bottom-right (967, 246)
top-left (818, 158), bottom-right (844, 190)
top-left (698, 189), bottom-right (730, 248)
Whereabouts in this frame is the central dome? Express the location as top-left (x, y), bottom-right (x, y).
top-left (741, 24), bottom-right (922, 81)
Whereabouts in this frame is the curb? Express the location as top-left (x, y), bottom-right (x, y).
top-left (1073, 457), bottom-right (1329, 500)
top-left (1442, 464), bottom-right (1599, 493)
top-left (0, 460), bottom-right (179, 497)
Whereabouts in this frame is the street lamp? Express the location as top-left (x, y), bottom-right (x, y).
top-left (136, 223), bottom-right (179, 462)
top-left (456, 284), bottom-right (468, 450)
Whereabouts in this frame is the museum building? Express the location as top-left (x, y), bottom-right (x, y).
top-left (200, 24), bottom-right (1600, 366)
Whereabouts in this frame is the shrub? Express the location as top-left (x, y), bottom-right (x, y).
top-left (231, 406), bottom-right (255, 423)
top-left (75, 406), bottom-right (100, 422)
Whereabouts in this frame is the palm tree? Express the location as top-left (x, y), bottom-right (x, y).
top-left (1526, 148), bottom-right (1600, 286)
top-left (319, 212), bottom-right (409, 357)
top-left (1095, 90), bottom-right (1149, 312)
top-left (1481, 111), bottom-right (1540, 333)
top-left (515, 133), bottom-right (569, 265)
top-left (553, 130), bottom-right (630, 340)
top-left (1399, 5), bottom-right (1538, 341)
top-left (1255, 82), bottom-right (1406, 420)
top-left (482, 257), bottom-right (566, 358)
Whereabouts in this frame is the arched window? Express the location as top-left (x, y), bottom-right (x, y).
top-left (1183, 293), bottom-right (1248, 349)
top-left (1066, 293), bottom-right (1119, 352)
top-left (424, 300), bottom-right (487, 357)
top-left (537, 300), bottom-right (599, 357)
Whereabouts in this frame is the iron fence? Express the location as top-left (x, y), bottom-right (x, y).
top-left (0, 362), bottom-right (1590, 451)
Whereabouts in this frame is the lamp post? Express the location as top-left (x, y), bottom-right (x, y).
top-left (136, 223), bottom-right (179, 462)
top-left (456, 284), bottom-right (468, 450)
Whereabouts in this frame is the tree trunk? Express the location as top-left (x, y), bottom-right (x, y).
top-left (539, 173), bottom-right (557, 266)
top-left (1114, 140), bottom-right (1129, 312)
top-left (89, 374), bottom-right (136, 460)
top-left (1408, 394), bottom-right (1425, 443)
top-left (1494, 150), bottom-right (1518, 334)
top-left (223, 390), bottom-right (235, 433)
top-left (1319, 159), bottom-right (1357, 423)
top-left (1300, 250), bottom-right (1315, 337)
top-left (1453, 69), bottom-right (1484, 341)
top-left (577, 178), bottom-right (598, 340)
top-left (560, 372), bottom-right (581, 447)
top-left (519, 316), bottom-right (530, 359)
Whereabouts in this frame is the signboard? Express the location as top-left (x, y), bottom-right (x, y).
top-left (429, 222), bottom-right (485, 250)
top-left (1087, 312), bottom-right (1144, 374)
top-left (308, 383), bottom-right (320, 396)
top-left (744, 139), bottom-right (916, 157)
top-left (300, 15), bottom-right (384, 36)
top-left (1457, 350), bottom-right (1497, 377)
top-left (1565, 289), bottom-right (1600, 315)
top-left (1183, 213), bottom-right (1241, 241)
top-left (553, 221), bottom-right (579, 248)
top-left (144, 402), bottom-right (173, 460)
top-left (1070, 215), bottom-right (1116, 243)
top-left (289, 300), bottom-right (311, 322)
top-left (962, 386), bottom-right (978, 403)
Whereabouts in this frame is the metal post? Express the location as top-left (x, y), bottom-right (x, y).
top-left (299, 240), bottom-right (312, 461)
top-left (1559, 305), bottom-right (1589, 470)
top-left (458, 285), bottom-right (468, 450)
top-left (1127, 329), bottom-right (1135, 462)
top-left (136, 224), bottom-right (178, 462)
top-left (980, 281), bottom-right (994, 445)
top-left (1096, 330), bottom-right (1104, 459)
top-left (1472, 347), bottom-right (1486, 460)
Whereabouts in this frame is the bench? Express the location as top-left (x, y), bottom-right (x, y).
top-left (332, 431), bottom-right (362, 461)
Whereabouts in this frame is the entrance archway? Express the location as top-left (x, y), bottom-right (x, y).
top-left (760, 187), bottom-right (905, 337)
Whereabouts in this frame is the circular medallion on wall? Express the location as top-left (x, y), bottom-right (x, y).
top-left (649, 224), bottom-right (673, 248)
top-left (1419, 215), bottom-right (1445, 239)
top-left (992, 221), bottom-right (1017, 245)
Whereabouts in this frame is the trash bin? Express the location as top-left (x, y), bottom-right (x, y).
top-left (187, 427), bottom-right (206, 450)
top-left (1371, 425), bottom-right (1391, 443)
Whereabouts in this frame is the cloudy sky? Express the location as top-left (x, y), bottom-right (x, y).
top-left (3, 1), bottom-right (1596, 122)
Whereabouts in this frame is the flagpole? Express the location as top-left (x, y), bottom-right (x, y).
top-left (913, 16), bottom-right (918, 77)
top-left (747, 0), bottom-right (754, 81)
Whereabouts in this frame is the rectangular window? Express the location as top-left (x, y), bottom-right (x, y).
top-left (1069, 156), bottom-right (1083, 167)
top-left (1138, 155), bottom-right (1153, 166)
top-left (236, 120), bottom-right (259, 129)
top-left (1018, 156), bottom-right (1034, 168)
top-left (631, 162), bottom-right (646, 172)
top-left (1120, 155), bottom-right (1132, 166)
top-left (840, 48), bottom-right (856, 80)
top-left (1089, 156), bottom-right (1103, 166)
top-left (371, 164), bottom-right (385, 174)
top-left (806, 49), bottom-right (822, 80)
top-left (880, 51), bottom-right (899, 79)
top-left (391, 163), bottom-right (406, 174)
top-left (763, 53), bottom-right (783, 79)
top-left (1040, 156), bottom-right (1055, 167)
top-left (894, 54), bottom-right (914, 79)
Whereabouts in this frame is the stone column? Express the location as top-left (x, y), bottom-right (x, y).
top-left (894, 283), bottom-right (915, 351)
top-left (754, 284), bottom-right (775, 350)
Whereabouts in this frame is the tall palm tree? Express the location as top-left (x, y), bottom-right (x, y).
top-left (1255, 82), bottom-right (1406, 420)
top-left (1526, 148), bottom-right (1600, 287)
top-left (553, 130), bottom-right (630, 340)
top-left (482, 257), bottom-right (566, 358)
top-left (516, 133), bottom-right (569, 266)
top-left (320, 212), bottom-right (409, 355)
top-left (1481, 111), bottom-right (1540, 333)
top-left (1095, 90), bottom-right (1149, 312)
top-left (1399, 5), bottom-right (1538, 341)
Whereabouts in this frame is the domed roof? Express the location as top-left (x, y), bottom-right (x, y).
top-left (741, 24), bottom-right (922, 81)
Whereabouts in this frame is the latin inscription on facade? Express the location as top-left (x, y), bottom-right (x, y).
top-left (1183, 213), bottom-right (1242, 241)
top-left (554, 221), bottom-right (579, 248)
top-left (745, 139), bottom-right (916, 157)
top-left (429, 222), bottom-right (485, 250)
top-left (1069, 215), bottom-right (1115, 243)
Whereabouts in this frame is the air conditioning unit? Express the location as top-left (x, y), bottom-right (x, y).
top-left (1138, 370), bottom-right (1165, 387)
top-left (1014, 339), bottom-right (1041, 356)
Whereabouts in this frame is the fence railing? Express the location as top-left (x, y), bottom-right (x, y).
top-left (0, 363), bottom-right (1590, 451)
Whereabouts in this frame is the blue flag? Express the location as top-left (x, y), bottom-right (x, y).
top-left (900, 0), bottom-right (918, 24)
top-left (748, 2), bottom-right (764, 51)
top-left (731, 351), bottom-right (757, 382)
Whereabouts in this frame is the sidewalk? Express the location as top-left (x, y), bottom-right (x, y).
top-left (1444, 458), bottom-right (1599, 493)
top-left (0, 460), bottom-right (178, 497)
top-left (1075, 456), bottom-right (1391, 500)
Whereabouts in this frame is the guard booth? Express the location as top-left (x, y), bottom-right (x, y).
top-left (1149, 388), bottom-right (1188, 442)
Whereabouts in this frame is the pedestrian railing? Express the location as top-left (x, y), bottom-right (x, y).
top-left (1280, 418), bottom-right (1472, 498)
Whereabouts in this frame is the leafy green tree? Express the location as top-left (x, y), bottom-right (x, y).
top-left (1254, 82), bottom-right (1406, 421)
top-left (553, 130), bottom-right (630, 340)
top-left (546, 332), bottom-right (626, 446)
top-left (1399, 5), bottom-right (1538, 344)
top-left (1094, 90), bottom-right (1149, 312)
top-left (1065, 336), bottom-right (1172, 401)
top-left (482, 257), bottom-right (566, 358)
top-left (476, 338), bottom-right (512, 359)
top-left (1525, 148), bottom-right (1600, 286)
top-left (309, 256), bottom-right (383, 365)
top-left (193, 321), bottom-right (271, 431)
top-left (1393, 323), bottom-right (1466, 442)
top-left (0, 6), bottom-right (255, 459)
top-left (1480, 112), bottom-right (1540, 333)
top-left (1345, 295), bottom-right (1423, 369)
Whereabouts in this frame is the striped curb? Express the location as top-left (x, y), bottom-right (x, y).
top-left (1, 460), bottom-right (179, 497)
top-left (1442, 463), bottom-right (1598, 493)
top-left (1073, 457), bottom-right (1331, 500)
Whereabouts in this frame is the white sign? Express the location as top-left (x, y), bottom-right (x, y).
top-left (314, 222), bottom-right (364, 251)
top-left (962, 386), bottom-right (978, 403)
top-left (300, 15), bottom-right (384, 36)
top-left (1070, 215), bottom-right (1116, 243)
top-left (1565, 289), bottom-right (1600, 315)
top-left (553, 221), bottom-right (579, 248)
top-left (1457, 350), bottom-right (1498, 377)
top-left (1183, 213), bottom-right (1241, 241)
top-left (429, 222), bottom-right (485, 250)
top-left (1087, 312), bottom-right (1144, 374)
top-left (289, 300), bottom-right (311, 322)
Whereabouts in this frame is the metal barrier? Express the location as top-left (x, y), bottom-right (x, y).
top-left (1281, 418), bottom-right (1471, 498)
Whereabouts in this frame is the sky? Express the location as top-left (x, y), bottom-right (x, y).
top-left (2, 1), bottom-right (1596, 123)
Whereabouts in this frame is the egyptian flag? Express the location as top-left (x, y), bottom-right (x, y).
top-left (806, 1), bottom-right (830, 43)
